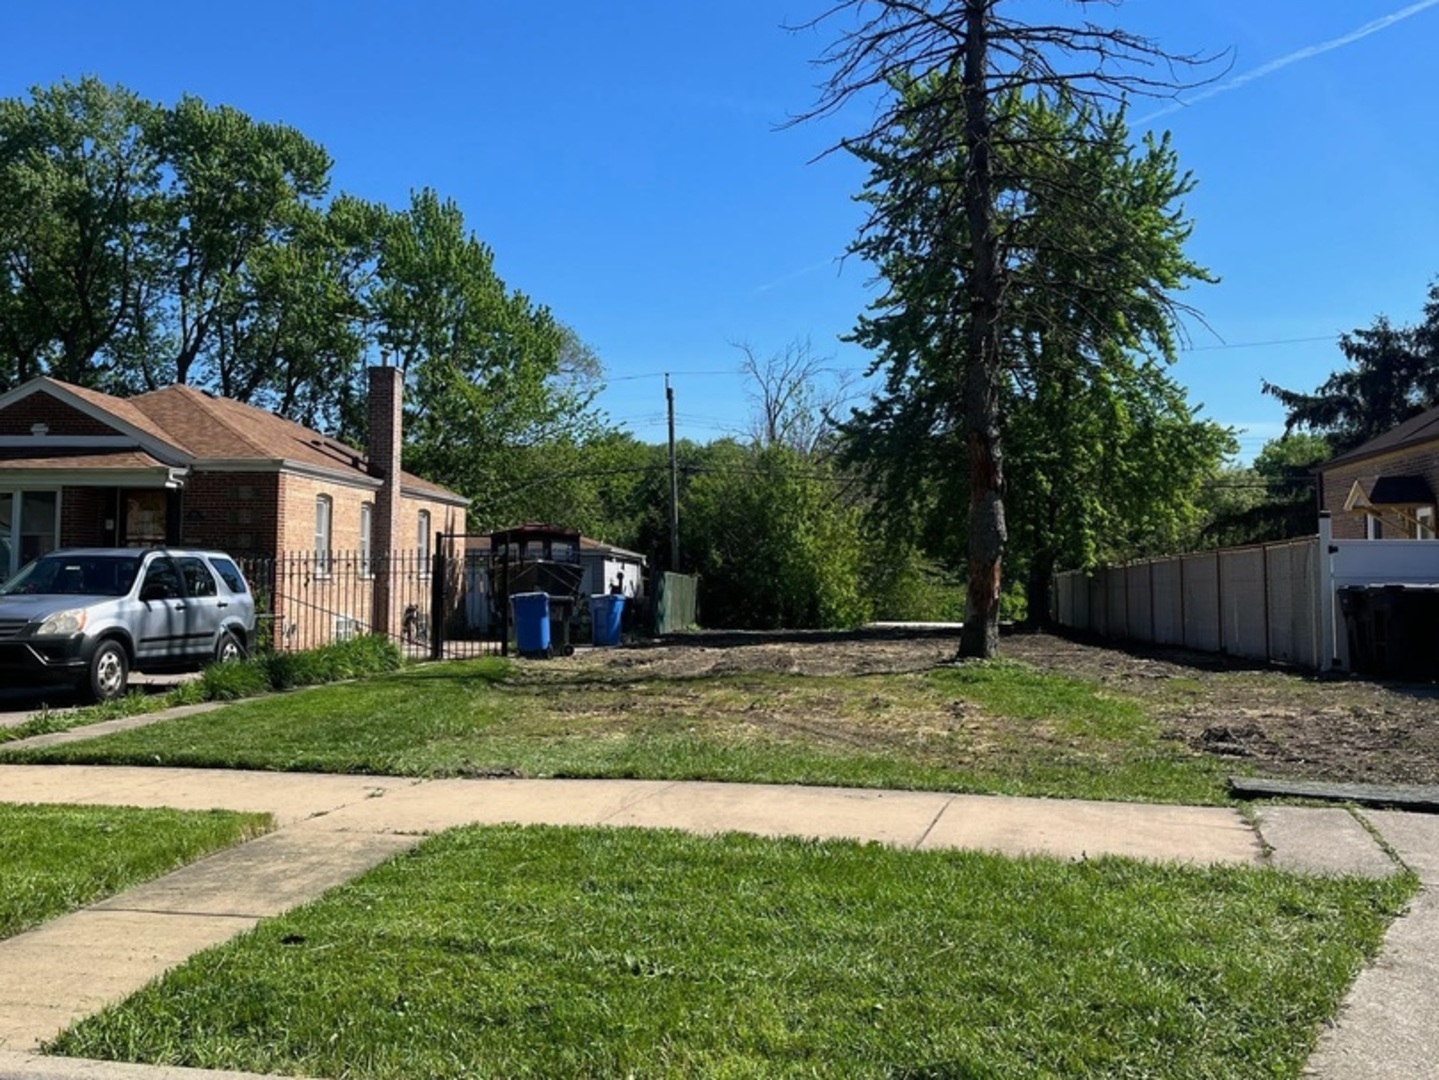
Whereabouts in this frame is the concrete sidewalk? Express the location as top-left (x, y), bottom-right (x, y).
top-left (1304, 810), bottom-right (1439, 1079)
top-left (0, 764), bottom-right (1432, 1080)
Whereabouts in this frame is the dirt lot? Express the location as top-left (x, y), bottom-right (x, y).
top-left (592, 627), bottom-right (1439, 786)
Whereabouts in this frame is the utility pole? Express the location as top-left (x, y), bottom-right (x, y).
top-left (666, 374), bottom-right (680, 572)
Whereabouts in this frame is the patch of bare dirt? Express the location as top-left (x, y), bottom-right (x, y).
top-left (999, 632), bottom-right (1439, 785)
top-left (553, 627), bottom-right (1439, 785)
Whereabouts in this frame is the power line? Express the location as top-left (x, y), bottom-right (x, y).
top-left (1180, 334), bottom-right (1337, 353)
top-left (605, 365), bottom-right (859, 383)
top-left (602, 340), bottom-right (1333, 387)
top-left (606, 369), bottom-right (739, 383)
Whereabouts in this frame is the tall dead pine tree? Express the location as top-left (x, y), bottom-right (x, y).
top-left (795, 0), bottom-right (1218, 657)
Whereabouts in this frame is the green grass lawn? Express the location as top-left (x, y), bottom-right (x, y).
top-left (0, 657), bottom-right (1235, 804)
top-left (0, 803), bottom-right (271, 940)
top-left (51, 824), bottom-right (1413, 1079)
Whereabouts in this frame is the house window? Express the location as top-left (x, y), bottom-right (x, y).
top-left (315, 495), bottom-right (333, 574)
top-left (360, 502), bottom-right (374, 575)
top-left (0, 490), bottom-right (60, 583)
top-left (1417, 506), bottom-right (1436, 540)
top-left (418, 510), bottom-right (431, 575)
top-left (1366, 514), bottom-right (1385, 541)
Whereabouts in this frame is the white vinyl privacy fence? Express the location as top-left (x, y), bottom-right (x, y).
top-left (1052, 514), bottom-right (1439, 671)
top-left (1053, 537), bottom-right (1323, 667)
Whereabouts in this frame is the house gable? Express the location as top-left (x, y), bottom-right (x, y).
top-left (1320, 438), bottom-right (1439, 540)
top-left (0, 378), bottom-right (192, 462)
top-left (0, 393), bottom-right (125, 437)
top-left (0, 382), bottom-right (192, 508)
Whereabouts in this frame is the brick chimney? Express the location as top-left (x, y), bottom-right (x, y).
top-left (368, 364), bottom-right (404, 635)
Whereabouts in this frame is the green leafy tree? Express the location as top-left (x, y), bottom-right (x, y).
top-left (1196, 433), bottom-right (1328, 547)
top-left (371, 189), bottom-right (605, 525)
top-left (0, 78), bottom-right (163, 390)
top-left (141, 94), bottom-right (335, 392)
top-left (238, 195), bottom-right (388, 429)
top-left (0, 79), bottom-right (368, 414)
top-left (559, 431), bottom-right (667, 549)
top-left (800, 1), bottom-right (1215, 656)
top-left (843, 87), bottom-right (1228, 626)
top-left (1007, 364), bottom-right (1234, 619)
top-left (0, 78), bottom-right (623, 521)
top-left (684, 442), bottom-right (870, 629)
top-left (1263, 286), bottom-right (1439, 454)
top-left (474, 431), bottom-right (662, 544)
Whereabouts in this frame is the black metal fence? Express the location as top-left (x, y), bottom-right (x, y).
top-left (237, 549), bottom-right (502, 659)
top-left (234, 542), bottom-right (669, 661)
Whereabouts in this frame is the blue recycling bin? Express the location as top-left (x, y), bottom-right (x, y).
top-left (511, 592), bottom-right (552, 656)
top-left (590, 593), bottom-right (625, 647)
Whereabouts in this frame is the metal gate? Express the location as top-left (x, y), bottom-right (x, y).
top-left (427, 533), bottom-right (506, 659)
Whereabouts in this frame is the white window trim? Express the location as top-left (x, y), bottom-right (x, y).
top-left (1417, 506), bottom-right (1436, 541)
top-left (0, 489), bottom-right (63, 582)
top-left (418, 509), bottom-right (432, 577)
top-left (359, 502), bottom-right (374, 578)
top-left (315, 494), bottom-right (334, 576)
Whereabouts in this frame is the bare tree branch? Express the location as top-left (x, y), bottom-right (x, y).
top-left (733, 337), bottom-right (862, 458)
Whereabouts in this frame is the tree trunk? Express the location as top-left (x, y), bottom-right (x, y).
top-left (1024, 551), bottom-right (1055, 632)
top-left (960, 358), bottom-right (1005, 656)
top-left (957, 0), bottom-right (1005, 659)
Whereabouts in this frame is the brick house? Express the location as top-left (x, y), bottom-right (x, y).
top-left (0, 366), bottom-right (467, 640)
top-left (1318, 407), bottom-right (1439, 540)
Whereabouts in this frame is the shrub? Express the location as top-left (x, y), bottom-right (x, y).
top-left (257, 634), bottom-right (402, 691)
top-left (199, 660), bottom-right (272, 701)
top-left (165, 680), bottom-right (210, 707)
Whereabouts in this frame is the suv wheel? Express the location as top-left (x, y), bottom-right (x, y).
top-left (83, 640), bottom-right (129, 703)
top-left (215, 630), bottom-right (245, 664)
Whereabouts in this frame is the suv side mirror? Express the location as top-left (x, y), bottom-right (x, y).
top-left (140, 583), bottom-right (168, 602)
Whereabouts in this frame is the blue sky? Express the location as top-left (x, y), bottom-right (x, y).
top-left (4, 1), bottom-right (1437, 459)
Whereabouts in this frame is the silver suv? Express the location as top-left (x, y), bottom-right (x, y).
top-left (0, 548), bottom-right (257, 702)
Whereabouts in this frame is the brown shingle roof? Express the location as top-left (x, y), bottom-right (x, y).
top-left (1322, 405), bottom-right (1439, 469)
top-left (130, 386), bottom-right (467, 502)
top-left (39, 378), bottom-right (194, 454)
top-left (401, 472), bottom-right (463, 499)
top-left (17, 377), bottom-right (465, 503)
top-left (0, 448), bottom-right (169, 470)
top-left (131, 385), bottom-right (364, 471)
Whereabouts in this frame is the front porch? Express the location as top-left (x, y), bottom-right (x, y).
top-left (0, 480), bottom-right (183, 583)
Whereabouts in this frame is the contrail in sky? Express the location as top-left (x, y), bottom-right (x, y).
top-left (1144, 0), bottom-right (1439, 122)
top-left (752, 259), bottom-right (835, 296)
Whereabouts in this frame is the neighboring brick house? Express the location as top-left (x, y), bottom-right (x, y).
top-left (1318, 407), bottom-right (1439, 540)
top-left (0, 366), bottom-right (468, 639)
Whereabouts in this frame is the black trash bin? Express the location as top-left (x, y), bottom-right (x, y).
top-left (1339, 586), bottom-right (1376, 676)
top-left (1389, 585), bottom-right (1439, 681)
top-left (1369, 586), bottom-right (1403, 677)
top-left (1341, 584), bottom-right (1439, 681)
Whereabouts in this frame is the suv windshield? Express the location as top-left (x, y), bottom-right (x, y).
top-left (0, 554), bottom-right (143, 597)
